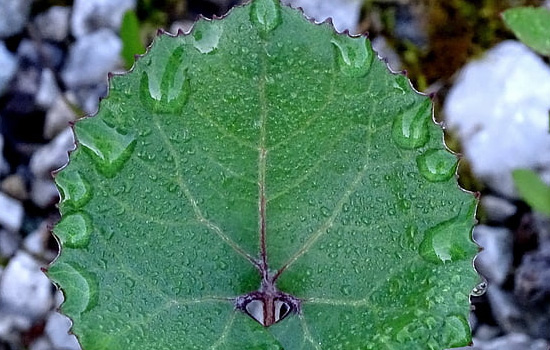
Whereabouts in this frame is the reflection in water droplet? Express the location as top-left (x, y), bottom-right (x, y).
top-left (55, 170), bottom-right (91, 209)
top-left (48, 262), bottom-right (99, 316)
top-left (416, 149), bottom-right (457, 182)
top-left (192, 22), bottom-right (223, 54)
top-left (250, 0), bottom-right (282, 35)
top-left (419, 203), bottom-right (477, 264)
top-left (331, 35), bottom-right (373, 77)
top-left (471, 281), bottom-right (487, 297)
top-left (54, 212), bottom-right (93, 248)
top-left (76, 118), bottom-right (136, 178)
top-left (391, 99), bottom-right (431, 149)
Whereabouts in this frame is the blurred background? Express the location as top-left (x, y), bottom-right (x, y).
top-left (0, 0), bottom-right (549, 349)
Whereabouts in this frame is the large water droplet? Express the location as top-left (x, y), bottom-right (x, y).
top-left (250, 0), bottom-right (282, 36)
top-left (441, 315), bottom-right (470, 348)
top-left (54, 212), bottom-right (93, 248)
top-left (391, 99), bottom-right (431, 149)
top-left (331, 35), bottom-right (373, 77)
top-left (139, 46), bottom-right (191, 114)
top-left (192, 21), bottom-right (223, 54)
top-left (55, 170), bottom-right (91, 209)
top-left (419, 202), bottom-right (477, 264)
top-left (48, 262), bottom-right (98, 316)
top-left (416, 149), bottom-right (457, 182)
top-left (76, 118), bottom-right (136, 178)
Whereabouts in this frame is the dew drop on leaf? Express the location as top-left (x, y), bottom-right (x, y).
top-left (54, 212), bottom-right (93, 248)
top-left (418, 204), bottom-right (477, 264)
top-left (416, 149), bottom-right (458, 182)
top-left (48, 262), bottom-right (99, 316)
top-left (76, 119), bottom-right (136, 178)
top-left (391, 99), bottom-right (431, 149)
top-left (192, 21), bottom-right (223, 54)
top-left (331, 34), bottom-right (373, 78)
top-left (250, 0), bottom-right (282, 35)
top-left (55, 169), bottom-right (91, 209)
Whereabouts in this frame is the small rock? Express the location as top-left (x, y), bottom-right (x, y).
top-left (480, 195), bottom-right (517, 224)
top-left (515, 250), bottom-right (550, 305)
top-left (30, 178), bottom-right (59, 209)
top-left (74, 83), bottom-right (108, 115)
top-left (372, 36), bottom-right (402, 72)
top-left (1, 174), bottom-right (28, 201)
top-left (0, 229), bottom-right (21, 258)
top-left (71, 0), bottom-right (136, 38)
top-left (486, 285), bottom-right (526, 334)
top-left (444, 41), bottom-right (550, 197)
top-left (0, 0), bottom-right (33, 38)
top-left (282, 0), bottom-right (362, 34)
top-left (0, 252), bottom-right (54, 322)
top-left (33, 6), bottom-right (71, 42)
top-left (61, 29), bottom-right (122, 89)
top-left (36, 69), bottom-right (61, 111)
top-left (0, 192), bottom-right (23, 232)
top-left (29, 337), bottom-right (51, 350)
top-left (43, 94), bottom-right (77, 140)
top-left (473, 333), bottom-right (549, 350)
top-left (0, 41), bottom-right (18, 95)
top-left (23, 224), bottom-right (51, 258)
top-left (0, 134), bottom-right (9, 177)
top-left (474, 225), bottom-right (513, 286)
top-left (45, 313), bottom-right (81, 350)
top-left (29, 127), bottom-right (74, 179)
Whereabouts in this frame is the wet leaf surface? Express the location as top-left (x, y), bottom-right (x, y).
top-left (49, 0), bottom-right (478, 348)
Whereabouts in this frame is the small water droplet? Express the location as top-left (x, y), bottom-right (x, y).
top-left (54, 212), bottom-right (93, 248)
top-left (471, 281), bottom-right (487, 297)
top-left (48, 262), bottom-right (98, 315)
top-left (331, 35), bottom-right (373, 77)
top-left (55, 170), bottom-right (91, 209)
top-left (250, 0), bottom-right (282, 36)
top-left (416, 149), bottom-right (457, 182)
top-left (320, 206), bottom-right (330, 217)
top-left (192, 21), bottom-right (223, 54)
top-left (391, 98), bottom-right (431, 149)
top-left (76, 118), bottom-right (136, 178)
top-left (419, 203), bottom-right (477, 264)
top-left (340, 284), bottom-right (352, 296)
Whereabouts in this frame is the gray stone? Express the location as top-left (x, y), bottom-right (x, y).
top-left (30, 127), bottom-right (74, 178)
top-left (30, 178), bottom-right (59, 209)
top-left (0, 252), bottom-right (53, 322)
top-left (444, 41), bottom-right (550, 197)
top-left (45, 312), bottom-right (81, 350)
top-left (282, 0), bottom-right (362, 34)
top-left (23, 223), bottom-right (53, 259)
top-left (34, 6), bottom-right (70, 42)
top-left (1, 173), bottom-right (28, 201)
top-left (0, 229), bottom-right (20, 259)
top-left (36, 69), bottom-right (61, 111)
top-left (43, 94), bottom-right (77, 140)
top-left (71, 0), bottom-right (136, 38)
top-left (372, 36), bottom-right (402, 72)
top-left (487, 285), bottom-right (526, 334)
top-left (0, 41), bottom-right (18, 95)
top-left (0, 0), bottom-right (33, 38)
top-left (0, 134), bottom-right (9, 177)
top-left (473, 333), bottom-right (549, 350)
top-left (0, 192), bottom-right (23, 232)
top-left (473, 225), bottom-right (513, 286)
top-left (480, 195), bottom-right (517, 223)
top-left (61, 29), bottom-right (122, 89)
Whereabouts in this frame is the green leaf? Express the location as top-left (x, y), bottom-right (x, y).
top-left (502, 6), bottom-right (550, 56)
top-left (120, 10), bottom-right (146, 69)
top-left (512, 169), bottom-right (550, 215)
top-left (49, 0), bottom-right (478, 348)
